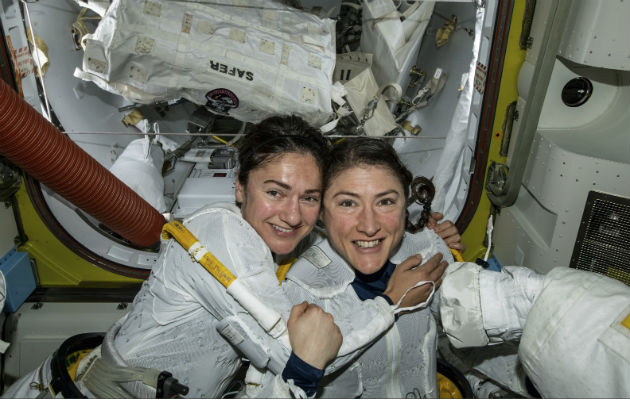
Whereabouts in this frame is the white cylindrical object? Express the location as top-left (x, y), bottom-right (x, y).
top-left (227, 279), bottom-right (286, 337)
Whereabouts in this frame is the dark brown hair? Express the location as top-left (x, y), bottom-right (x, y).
top-left (237, 115), bottom-right (331, 186)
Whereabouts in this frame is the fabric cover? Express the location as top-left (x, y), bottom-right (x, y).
top-left (74, 0), bottom-right (336, 126)
top-left (440, 263), bottom-right (630, 398)
top-left (440, 263), bottom-right (544, 347)
top-left (360, 0), bottom-right (434, 90)
top-left (109, 137), bottom-right (166, 212)
top-left (520, 267), bottom-right (630, 398)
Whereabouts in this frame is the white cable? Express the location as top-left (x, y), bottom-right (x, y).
top-left (392, 280), bottom-right (435, 314)
top-left (483, 214), bottom-right (494, 261)
top-left (62, 131), bottom-right (448, 139)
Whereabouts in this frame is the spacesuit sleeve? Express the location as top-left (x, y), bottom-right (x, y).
top-left (439, 262), bottom-right (544, 347)
top-left (168, 207), bottom-right (295, 373)
top-left (518, 267), bottom-right (630, 398)
top-left (283, 277), bottom-right (395, 374)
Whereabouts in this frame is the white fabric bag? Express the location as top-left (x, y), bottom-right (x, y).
top-left (109, 137), bottom-right (166, 212)
top-left (360, 0), bottom-right (434, 89)
top-left (334, 52), bottom-right (399, 136)
top-left (74, 0), bottom-right (336, 126)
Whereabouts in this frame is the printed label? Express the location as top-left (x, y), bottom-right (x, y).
top-left (209, 60), bottom-right (253, 81)
top-left (302, 246), bottom-right (331, 269)
top-left (220, 323), bottom-right (244, 345)
top-left (181, 13), bottom-right (193, 34)
top-left (474, 61), bottom-right (487, 94)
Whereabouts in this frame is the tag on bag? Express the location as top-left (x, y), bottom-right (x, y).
top-left (334, 52), bottom-right (399, 137)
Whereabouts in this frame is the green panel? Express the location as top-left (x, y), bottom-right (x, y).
top-left (461, 0), bottom-right (527, 261)
top-left (15, 183), bottom-right (143, 287)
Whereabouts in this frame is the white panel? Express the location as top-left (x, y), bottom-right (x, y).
top-left (3, 302), bottom-right (128, 382)
top-left (558, 0), bottom-right (630, 71)
top-left (538, 59), bottom-right (630, 164)
top-left (538, 58), bottom-right (620, 130)
top-left (173, 166), bottom-right (237, 218)
top-left (495, 132), bottom-right (630, 273)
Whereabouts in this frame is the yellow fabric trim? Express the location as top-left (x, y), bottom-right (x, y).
top-left (162, 220), bottom-right (237, 287)
top-left (621, 312), bottom-right (630, 330)
top-left (66, 349), bottom-right (93, 381)
top-left (122, 108), bottom-right (145, 126)
top-left (437, 372), bottom-right (463, 398)
top-left (450, 249), bottom-right (464, 262)
top-left (276, 258), bottom-right (297, 282)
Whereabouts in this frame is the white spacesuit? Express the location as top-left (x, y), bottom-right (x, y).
top-left (2, 202), bottom-right (404, 398)
top-left (440, 262), bottom-right (630, 398)
top-left (103, 203), bottom-right (409, 397)
top-left (247, 228), bottom-right (454, 398)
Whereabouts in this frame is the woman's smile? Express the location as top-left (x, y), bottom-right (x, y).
top-left (237, 152), bottom-right (322, 256)
top-left (323, 165), bottom-right (406, 274)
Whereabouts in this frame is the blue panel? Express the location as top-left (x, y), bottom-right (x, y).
top-left (487, 254), bottom-right (503, 272)
top-left (0, 247), bottom-right (36, 312)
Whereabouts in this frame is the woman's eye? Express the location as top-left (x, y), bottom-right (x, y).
top-left (340, 199), bottom-right (354, 207)
top-left (303, 195), bottom-right (320, 203)
top-left (267, 190), bottom-right (281, 198)
top-left (379, 198), bottom-right (395, 206)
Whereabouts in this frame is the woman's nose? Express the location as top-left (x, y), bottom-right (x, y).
top-left (280, 197), bottom-right (301, 226)
top-left (357, 207), bottom-right (380, 236)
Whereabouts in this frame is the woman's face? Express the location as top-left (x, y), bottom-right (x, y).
top-left (236, 152), bottom-right (322, 256)
top-left (323, 165), bottom-right (406, 275)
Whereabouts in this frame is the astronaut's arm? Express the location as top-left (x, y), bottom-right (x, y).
top-left (439, 262), bottom-right (544, 347)
top-left (235, 302), bottom-right (342, 398)
top-left (282, 278), bottom-right (395, 375)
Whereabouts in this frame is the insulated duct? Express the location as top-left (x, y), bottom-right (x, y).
top-left (0, 79), bottom-right (164, 248)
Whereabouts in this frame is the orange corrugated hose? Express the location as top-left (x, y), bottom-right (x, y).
top-left (0, 79), bottom-right (164, 248)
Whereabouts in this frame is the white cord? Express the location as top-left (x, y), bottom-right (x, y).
top-left (62, 131), bottom-right (449, 139)
top-left (483, 214), bottom-right (494, 261)
top-left (393, 280), bottom-right (435, 314)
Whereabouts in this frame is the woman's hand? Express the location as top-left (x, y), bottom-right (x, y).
top-left (426, 212), bottom-right (466, 251)
top-left (287, 302), bottom-right (343, 370)
top-left (383, 253), bottom-right (448, 308)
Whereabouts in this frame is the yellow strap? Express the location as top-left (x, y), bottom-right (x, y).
top-left (212, 135), bottom-right (229, 145)
top-left (162, 220), bottom-right (237, 288)
top-left (66, 349), bottom-right (92, 381)
top-left (450, 249), bottom-right (464, 262)
top-left (276, 258), bottom-right (297, 282)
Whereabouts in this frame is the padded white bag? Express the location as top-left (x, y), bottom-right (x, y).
top-left (360, 0), bottom-right (434, 89)
top-left (333, 52), bottom-right (398, 136)
top-left (74, 0), bottom-right (336, 125)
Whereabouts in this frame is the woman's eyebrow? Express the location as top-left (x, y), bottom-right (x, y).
top-left (332, 191), bottom-right (359, 198)
top-left (333, 189), bottom-right (399, 198)
top-left (375, 189), bottom-right (400, 198)
top-left (263, 179), bottom-right (290, 189)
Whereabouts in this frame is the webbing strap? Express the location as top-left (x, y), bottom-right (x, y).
top-left (162, 220), bottom-right (236, 287)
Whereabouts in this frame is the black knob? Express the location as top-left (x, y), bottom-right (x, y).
top-left (561, 77), bottom-right (593, 107)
